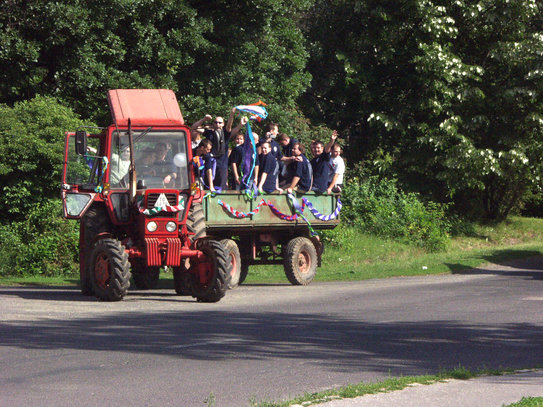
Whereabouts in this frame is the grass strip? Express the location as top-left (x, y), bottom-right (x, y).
top-left (504, 398), bottom-right (543, 407)
top-left (3, 216), bottom-right (543, 286)
top-left (250, 367), bottom-right (529, 407)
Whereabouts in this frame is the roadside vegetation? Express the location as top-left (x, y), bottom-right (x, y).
top-left (249, 367), bottom-right (524, 407)
top-left (505, 398), bottom-right (543, 407)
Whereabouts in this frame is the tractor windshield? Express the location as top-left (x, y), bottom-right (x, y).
top-left (111, 129), bottom-right (190, 190)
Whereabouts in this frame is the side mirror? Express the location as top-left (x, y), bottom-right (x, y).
top-left (75, 130), bottom-right (87, 156)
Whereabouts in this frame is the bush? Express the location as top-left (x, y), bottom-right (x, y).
top-left (0, 96), bottom-right (90, 224)
top-left (341, 176), bottom-right (451, 252)
top-left (0, 198), bottom-right (79, 277)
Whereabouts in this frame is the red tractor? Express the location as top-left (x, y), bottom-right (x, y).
top-left (61, 89), bottom-right (230, 302)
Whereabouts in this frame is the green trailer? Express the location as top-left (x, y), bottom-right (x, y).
top-left (198, 190), bottom-right (340, 287)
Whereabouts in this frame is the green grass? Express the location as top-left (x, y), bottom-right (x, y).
top-left (3, 216), bottom-right (543, 286)
top-left (249, 366), bottom-right (521, 407)
top-left (504, 398), bottom-right (543, 407)
top-left (242, 216), bottom-right (543, 284)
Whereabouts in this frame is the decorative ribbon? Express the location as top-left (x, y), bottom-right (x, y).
top-left (137, 195), bottom-right (185, 216)
top-left (217, 198), bottom-right (267, 218)
top-left (287, 193), bottom-right (318, 236)
top-left (235, 103), bottom-right (268, 198)
top-left (216, 194), bottom-right (341, 237)
top-left (304, 197), bottom-right (342, 221)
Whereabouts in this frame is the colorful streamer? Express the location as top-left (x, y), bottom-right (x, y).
top-left (303, 198), bottom-right (342, 221)
top-left (234, 102), bottom-right (268, 197)
top-left (217, 198), bottom-right (267, 218)
top-left (137, 195), bottom-right (185, 216)
top-left (216, 194), bottom-right (340, 237)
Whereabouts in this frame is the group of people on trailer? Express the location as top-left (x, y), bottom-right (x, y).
top-left (190, 108), bottom-right (345, 195)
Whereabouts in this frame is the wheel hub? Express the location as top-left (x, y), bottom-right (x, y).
top-left (95, 253), bottom-right (111, 288)
top-left (298, 251), bottom-right (310, 274)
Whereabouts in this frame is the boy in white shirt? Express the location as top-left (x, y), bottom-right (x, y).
top-left (327, 142), bottom-right (344, 194)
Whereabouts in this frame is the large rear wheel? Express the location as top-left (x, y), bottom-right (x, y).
top-left (220, 239), bottom-right (241, 288)
top-left (89, 238), bottom-right (131, 301)
top-left (190, 239), bottom-right (229, 302)
top-left (283, 236), bottom-right (317, 285)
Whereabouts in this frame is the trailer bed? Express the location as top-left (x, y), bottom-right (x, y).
top-left (202, 191), bottom-right (340, 231)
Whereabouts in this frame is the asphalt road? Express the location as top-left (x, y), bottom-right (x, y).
top-left (1, 257), bottom-right (543, 407)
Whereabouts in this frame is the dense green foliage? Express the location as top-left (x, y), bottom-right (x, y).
top-left (302, 0), bottom-right (543, 220)
top-left (0, 0), bottom-right (311, 129)
top-left (1, 0), bottom-right (543, 276)
top-left (340, 175), bottom-right (451, 251)
top-left (0, 198), bottom-right (79, 277)
top-left (0, 96), bottom-right (89, 222)
top-left (0, 97), bottom-right (86, 277)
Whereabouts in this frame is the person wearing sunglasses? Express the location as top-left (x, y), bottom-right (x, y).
top-left (191, 109), bottom-right (247, 191)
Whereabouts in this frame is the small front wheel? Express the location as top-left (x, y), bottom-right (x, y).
top-left (283, 237), bottom-right (317, 285)
top-left (89, 238), bottom-right (131, 301)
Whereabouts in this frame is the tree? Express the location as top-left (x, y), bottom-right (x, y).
top-left (0, 96), bottom-right (89, 223)
top-left (302, 0), bottom-right (543, 220)
top-left (0, 0), bottom-right (313, 129)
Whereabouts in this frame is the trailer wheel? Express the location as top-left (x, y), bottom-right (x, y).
top-left (283, 237), bottom-right (317, 285)
top-left (187, 202), bottom-right (206, 243)
top-left (173, 265), bottom-right (192, 296)
top-left (220, 239), bottom-right (241, 288)
top-left (190, 239), bottom-right (229, 302)
top-left (131, 261), bottom-right (160, 290)
top-left (89, 238), bottom-right (131, 301)
top-left (81, 206), bottom-right (111, 295)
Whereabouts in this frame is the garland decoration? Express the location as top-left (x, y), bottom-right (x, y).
top-left (137, 195), bottom-right (185, 216)
top-left (216, 194), bottom-right (341, 230)
top-left (217, 198), bottom-right (267, 218)
top-left (287, 193), bottom-right (318, 236)
top-left (303, 197), bottom-right (342, 221)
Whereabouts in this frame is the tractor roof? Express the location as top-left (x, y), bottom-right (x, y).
top-left (107, 89), bottom-right (184, 127)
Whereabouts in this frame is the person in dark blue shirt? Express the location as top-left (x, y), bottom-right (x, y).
top-left (256, 142), bottom-right (279, 193)
top-left (285, 142), bottom-right (312, 193)
top-left (191, 111), bottom-right (247, 191)
top-left (191, 139), bottom-right (214, 189)
top-left (310, 140), bottom-right (332, 193)
top-left (229, 133), bottom-right (244, 190)
top-left (276, 133), bottom-right (299, 183)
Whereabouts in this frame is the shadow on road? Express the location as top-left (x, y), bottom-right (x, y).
top-left (1, 302), bottom-right (543, 377)
top-left (447, 250), bottom-right (543, 280)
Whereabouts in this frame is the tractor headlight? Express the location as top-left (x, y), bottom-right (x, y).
top-left (146, 221), bottom-right (158, 232)
top-left (166, 221), bottom-right (177, 233)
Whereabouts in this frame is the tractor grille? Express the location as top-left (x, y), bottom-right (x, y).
top-left (146, 193), bottom-right (178, 208)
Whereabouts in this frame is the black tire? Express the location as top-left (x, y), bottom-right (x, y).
top-left (220, 239), bottom-right (241, 288)
top-left (89, 238), bottom-right (131, 301)
top-left (173, 265), bottom-right (192, 295)
top-left (131, 265), bottom-right (160, 289)
top-left (186, 202), bottom-right (206, 243)
top-left (239, 263), bottom-right (249, 285)
top-left (81, 206), bottom-right (111, 296)
top-left (190, 239), bottom-right (229, 302)
top-left (283, 236), bottom-right (317, 285)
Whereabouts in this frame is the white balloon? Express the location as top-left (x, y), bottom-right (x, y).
top-left (173, 153), bottom-right (187, 167)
